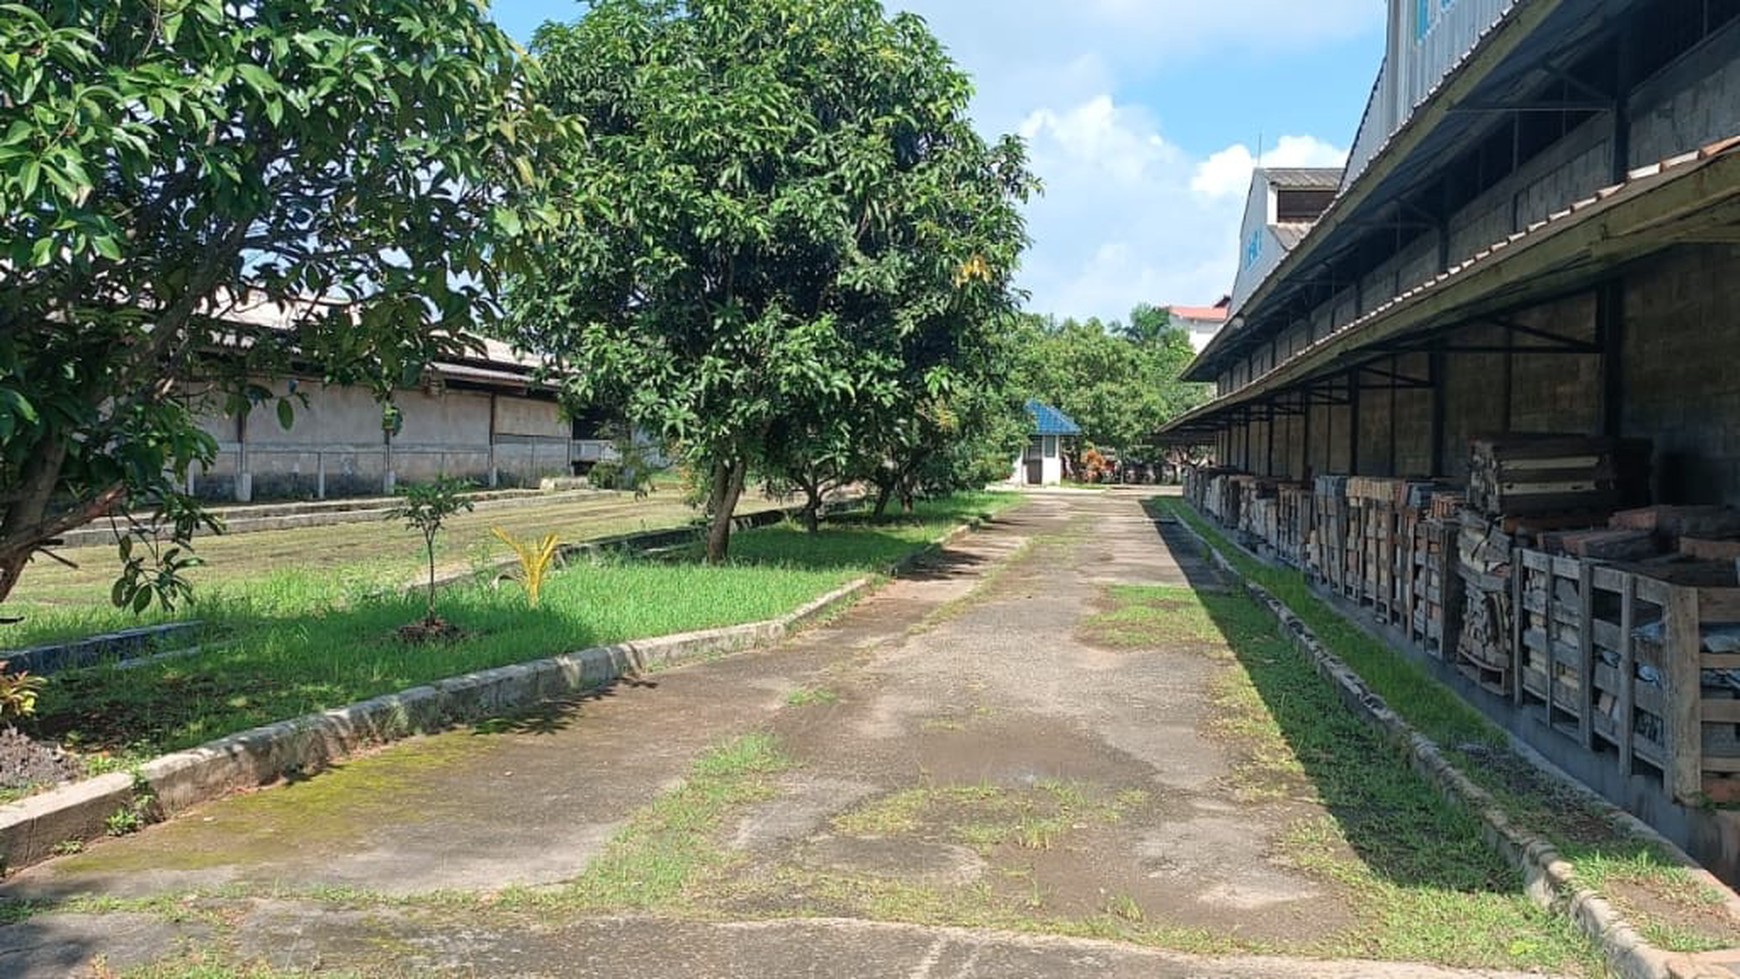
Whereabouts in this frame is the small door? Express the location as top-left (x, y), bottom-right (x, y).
top-left (1025, 459), bottom-right (1044, 485)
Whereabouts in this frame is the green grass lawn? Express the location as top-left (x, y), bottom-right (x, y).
top-left (19, 492), bottom-right (1022, 770)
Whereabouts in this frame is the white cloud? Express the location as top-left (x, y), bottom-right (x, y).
top-left (1012, 92), bottom-right (1346, 324)
top-left (881, 2), bottom-right (1376, 323)
top-left (1191, 135), bottom-right (1349, 201)
top-left (894, 1), bottom-right (1379, 132)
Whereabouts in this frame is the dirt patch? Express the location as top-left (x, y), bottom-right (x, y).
top-left (0, 725), bottom-right (80, 792)
top-left (395, 617), bottom-right (466, 644)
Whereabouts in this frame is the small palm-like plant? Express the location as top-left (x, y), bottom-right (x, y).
top-left (493, 528), bottom-right (561, 608)
top-left (0, 665), bottom-right (46, 723)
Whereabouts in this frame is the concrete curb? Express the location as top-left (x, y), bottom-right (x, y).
top-left (1168, 513), bottom-right (1736, 979)
top-left (0, 516), bottom-right (982, 877)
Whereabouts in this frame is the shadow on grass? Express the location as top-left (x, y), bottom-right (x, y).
top-left (20, 496), bottom-right (1008, 762)
top-left (21, 592), bottom-right (591, 760)
top-left (1135, 500), bottom-right (1523, 896)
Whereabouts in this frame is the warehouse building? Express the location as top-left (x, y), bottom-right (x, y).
top-left (1164, 0), bottom-right (1740, 878)
top-left (184, 298), bottom-right (616, 501)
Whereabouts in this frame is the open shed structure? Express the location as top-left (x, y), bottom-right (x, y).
top-left (1164, 0), bottom-right (1740, 880)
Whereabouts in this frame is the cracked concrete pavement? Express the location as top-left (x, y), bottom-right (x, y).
top-left (0, 491), bottom-right (1572, 978)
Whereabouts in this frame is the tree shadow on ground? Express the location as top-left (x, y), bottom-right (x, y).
top-left (1133, 501), bottom-right (1528, 896)
top-left (470, 680), bottom-right (650, 738)
top-left (21, 592), bottom-right (587, 759)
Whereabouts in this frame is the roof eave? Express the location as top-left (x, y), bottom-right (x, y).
top-left (1184, 0), bottom-right (1565, 382)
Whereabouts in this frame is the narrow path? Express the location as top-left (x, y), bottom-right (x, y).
top-left (0, 493), bottom-right (1577, 977)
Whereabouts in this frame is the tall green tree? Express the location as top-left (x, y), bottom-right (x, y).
top-left (507, 0), bottom-right (1035, 561)
top-left (1016, 308), bottom-right (1210, 462)
top-left (0, 0), bottom-right (552, 610)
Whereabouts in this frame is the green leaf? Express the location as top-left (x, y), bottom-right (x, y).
top-left (491, 206), bottom-right (522, 237)
top-left (276, 398), bottom-right (294, 431)
top-left (91, 234), bottom-right (123, 261)
top-left (235, 64), bottom-right (277, 98)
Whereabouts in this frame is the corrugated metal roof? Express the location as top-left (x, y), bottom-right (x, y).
top-left (1264, 168), bottom-right (1343, 189)
top-left (1273, 224), bottom-right (1312, 251)
top-left (1026, 400), bottom-right (1082, 437)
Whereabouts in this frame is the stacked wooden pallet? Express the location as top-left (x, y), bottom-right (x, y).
top-left (1517, 550), bottom-right (1588, 738)
top-left (1276, 483), bottom-right (1313, 568)
top-left (1347, 477), bottom-right (1405, 615)
top-left (1467, 435), bottom-right (1650, 518)
top-left (1509, 548), bottom-right (1740, 804)
top-left (1457, 510), bottom-right (1517, 695)
top-left (1408, 516), bottom-right (1462, 659)
top-left (1391, 481), bottom-right (1460, 630)
top-left (1429, 491), bottom-right (1467, 520)
top-left (1310, 475), bottom-right (1349, 587)
top-left (1239, 479), bottom-right (1279, 548)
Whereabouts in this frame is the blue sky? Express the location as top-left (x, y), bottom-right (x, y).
top-left (486, 1), bottom-right (1386, 323)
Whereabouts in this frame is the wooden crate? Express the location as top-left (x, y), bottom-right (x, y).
top-left (1408, 517), bottom-right (1462, 660)
top-left (1467, 435), bottom-right (1650, 517)
top-left (1311, 479), bottom-right (1349, 589)
top-left (1517, 550), bottom-right (1591, 742)
top-left (1595, 562), bottom-right (1740, 805)
top-left (1457, 511), bottom-right (1516, 696)
top-left (1276, 484), bottom-right (1313, 568)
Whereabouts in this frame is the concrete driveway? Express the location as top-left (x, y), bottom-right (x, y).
top-left (0, 492), bottom-right (1570, 978)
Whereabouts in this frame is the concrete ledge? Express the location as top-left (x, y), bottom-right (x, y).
top-left (0, 514), bottom-right (980, 877)
top-left (1171, 514), bottom-right (1740, 979)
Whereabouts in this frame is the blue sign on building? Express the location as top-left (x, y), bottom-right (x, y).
top-left (1243, 228), bottom-right (1263, 271)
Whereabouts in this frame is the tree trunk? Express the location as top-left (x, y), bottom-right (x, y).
top-left (872, 477), bottom-right (897, 519)
top-left (705, 458), bottom-right (747, 564)
top-left (0, 440), bottom-right (71, 607)
top-left (425, 534), bottom-right (438, 623)
top-left (801, 482), bottom-right (823, 534)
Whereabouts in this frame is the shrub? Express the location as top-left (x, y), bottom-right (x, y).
top-left (588, 460), bottom-right (623, 491)
top-left (0, 665), bottom-right (45, 723)
top-left (386, 477), bottom-right (475, 627)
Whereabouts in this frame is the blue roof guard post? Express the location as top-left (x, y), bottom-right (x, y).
top-left (1025, 400), bottom-right (1083, 437)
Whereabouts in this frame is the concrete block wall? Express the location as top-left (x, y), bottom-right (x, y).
top-left (1629, 17), bottom-right (1740, 167)
top-left (1506, 295), bottom-right (1602, 436)
top-left (1327, 402), bottom-right (1353, 474)
top-left (1393, 352), bottom-right (1434, 476)
top-left (185, 374), bottom-right (577, 501)
top-left (1446, 114), bottom-right (1613, 265)
top-left (1439, 326), bottom-right (1508, 482)
top-left (1623, 245), bottom-right (1740, 505)
top-left (1359, 259), bottom-right (1399, 318)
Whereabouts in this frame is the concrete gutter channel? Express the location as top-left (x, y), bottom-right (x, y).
top-left (1167, 513), bottom-right (1740, 979)
top-left (0, 512), bottom-right (983, 876)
